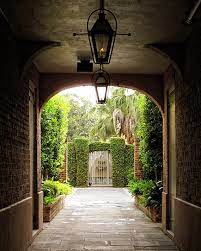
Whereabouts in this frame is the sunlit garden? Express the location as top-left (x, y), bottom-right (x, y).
top-left (41, 86), bottom-right (162, 222)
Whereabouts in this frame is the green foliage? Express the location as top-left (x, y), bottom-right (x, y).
top-left (124, 144), bottom-right (134, 185)
top-left (91, 88), bottom-right (139, 144)
top-left (41, 95), bottom-right (70, 179)
top-left (42, 180), bottom-right (72, 206)
top-left (110, 137), bottom-right (125, 187)
top-left (128, 179), bottom-right (162, 208)
top-left (128, 179), bottom-right (154, 196)
top-left (89, 141), bottom-right (110, 152)
top-left (54, 181), bottom-right (72, 195)
top-left (127, 168), bottom-right (135, 183)
top-left (145, 181), bottom-right (163, 209)
top-left (128, 179), bottom-right (142, 195)
top-left (90, 100), bottom-right (116, 141)
top-left (44, 196), bottom-right (57, 206)
top-left (43, 180), bottom-right (59, 197)
top-left (65, 94), bottom-right (96, 141)
top-left (67, 143), bottom-right (77, 186)
top-left (74, 138), bottom-right (89, 187)
top-left (136, 96), bottom-right (162, 180)
top-left (67, 139), bottom-right (133, 187)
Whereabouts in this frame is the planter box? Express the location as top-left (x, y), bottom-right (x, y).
top-left (43, 195), bottom-right (65, 222)
top-left (135, 196), bottom-right (161, 223)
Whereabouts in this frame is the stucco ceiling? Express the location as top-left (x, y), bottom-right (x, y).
top-left (1, 0), bottom-right (191, 74)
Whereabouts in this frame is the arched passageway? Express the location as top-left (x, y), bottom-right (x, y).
top-left (0, 1), bottom-right (201, 250)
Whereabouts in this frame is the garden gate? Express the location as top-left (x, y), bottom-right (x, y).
top-left (88, 151), bottom-right (112, 186)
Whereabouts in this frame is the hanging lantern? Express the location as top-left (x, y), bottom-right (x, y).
top-left (92, 65), bottom-right (110, 104)
top-left (87, 0), bottom-right (117, 64)
top-left (73, 0), bottom-right (131, 65)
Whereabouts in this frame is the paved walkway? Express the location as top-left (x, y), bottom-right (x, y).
top-left (29, 188), bottom-right (178, 251)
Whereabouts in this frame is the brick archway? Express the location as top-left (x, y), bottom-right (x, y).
top-left (39, 73), bottom-right (164, 115)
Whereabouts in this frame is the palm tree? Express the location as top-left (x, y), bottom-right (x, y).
top-left (90, 98), bottom-right (116, 141)
top-left (91, 87), bottom-right (140, 143)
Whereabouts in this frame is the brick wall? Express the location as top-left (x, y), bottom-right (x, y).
top-left (134, 138), bottom-right (142, 180)
top-left (0, 16), bottom-right (28, 209)
top-left (175, 24), bottom-right (201, 207)
top-left (0, 14), bottom-right (40, 209)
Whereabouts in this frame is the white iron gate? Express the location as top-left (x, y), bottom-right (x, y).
top-left (88, 151), bottom-right (112, 186)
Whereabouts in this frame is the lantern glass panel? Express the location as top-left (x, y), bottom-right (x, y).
top-left (96, 86), bottom-right (107, 102)
top-left (94, 33), bottom-right (109, 60)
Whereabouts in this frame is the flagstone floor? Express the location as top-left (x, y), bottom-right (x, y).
top-left (29, 188), bottom-right (178, 251)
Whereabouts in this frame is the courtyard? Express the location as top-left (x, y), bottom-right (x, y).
top-left (29, 188), bottom-right (178, 251)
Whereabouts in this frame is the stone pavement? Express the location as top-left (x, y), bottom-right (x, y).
top-left (29, 188), bottom-right (178, 251)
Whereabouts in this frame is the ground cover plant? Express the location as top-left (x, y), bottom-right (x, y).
top-left (42, 180), bottom-right (72, 206)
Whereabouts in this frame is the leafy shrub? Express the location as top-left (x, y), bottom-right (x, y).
top-left (89, 141), bottom-right (110, 152)
top-left (42, 180), bottom-right (72, 205)
top-left (128, 179), bottom-right (153, 196)
top-left (110, 137), bottom-right (125, 187)
top-left (128, 179), bottom-right (142, 195)
top-left (145, 181), bottom-right (163, 208)
top-left (53, 181), bottom-right (72, 195)
top-left (127, 168), bottom-right (135, 182)
top-left (136, 96), bottom-right (162, 181)
top-left (74, 138), bottom-right (89, 187)
top-left (67, 142), bottom-right (77, 186)
top-left (42, 180), bottom-right (59, 197)
top-left (44, 196), bottom-right (57, 206)
top-left (41, 95), bottom-right (70, 179)
top-left (124, 144), bottom-right (134, 186)
top-left (128, 179), bottom-right (162, 208)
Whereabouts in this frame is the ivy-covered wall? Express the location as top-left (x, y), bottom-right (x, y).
top-left (74, 138), bottom-right (89, 187)
top-left (67, 138), bottom-right (134, 187)
top-left (124, 144), bottom-right (134, 185)
top-left (89, 141), bottom-right (110, 152)
top-left (67, 142), bottom-right (77, 186)
top-left (110, 137), bottom-right (126, 187)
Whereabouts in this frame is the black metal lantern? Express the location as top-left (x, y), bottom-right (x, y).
top-left (87, 1), bottom-right (117, 64)
top-left (73, 0), bottom-right (131, 65)
top-left (92, 65), bottom-right (110, 104)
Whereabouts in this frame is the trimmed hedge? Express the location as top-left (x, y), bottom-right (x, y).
top-left (67, 142), bottom-right (77, 186)
top-left (89, 141), bottom-right (110, 152)
top-left (110, 137), bottom-right (125, 187)
top-left (67, 138), bottom-right (134, 187)
top-left (74, 138), bottom-right (89, 187)
top-left (124, 144), bottom-right (134, 186)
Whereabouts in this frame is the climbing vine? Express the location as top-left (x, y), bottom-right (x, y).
top-left (136, 96), bottom-right (162, 180)
top-left (124, 144), bottom-right (134, 185)
top-left (89, 142), bottom-right (110, 152)
top-left (67, 142), bottom-right (77, 186)
top-left (110, 137), bottom-right (126, 187)
top-left (74, 138), bottom-right (89, 187)
top-left (41, 95), bottom-right (70, 179)
top-left (67, 138), bottom-right (134, 187)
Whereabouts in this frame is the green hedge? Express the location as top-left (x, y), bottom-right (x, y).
top-left (110, 137), bottom-right (125, 187)
top-left (67, 142), bottom-right (77, 186)
top-left (74, 138), bottom-right (89, 187)
top-left (89, 141), bottom-right (110, 152)
top-left (136, 96), bottom-right (162, 180)
top-left (124, 144), bottom-right (134, 186)
top-left (67, 138), bottom-right (134, 187)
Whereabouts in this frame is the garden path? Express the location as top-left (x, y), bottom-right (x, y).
top-left (29, 188), bottom-right (178, 251)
